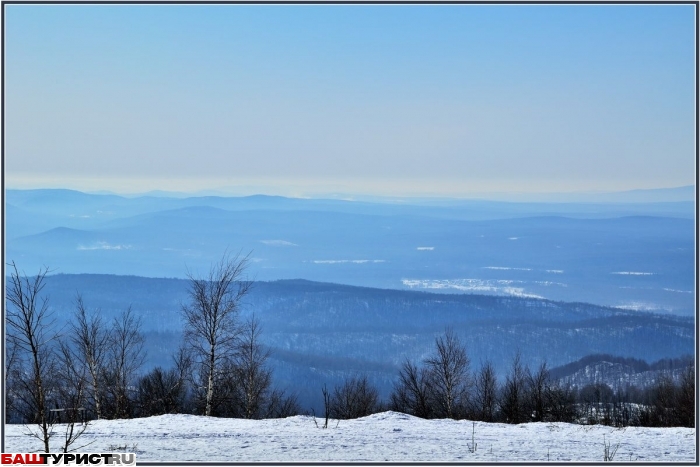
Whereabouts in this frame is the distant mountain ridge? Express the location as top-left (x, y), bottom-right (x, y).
top-left (490, 185), bottom-right (695, 203)
top-left (6, 188), bottom-right (695, 315)
top-left (15, 184), bottom-right (692, 203)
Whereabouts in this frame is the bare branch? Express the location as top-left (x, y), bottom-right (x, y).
top-left (181, 252), bottom-right (252, 416)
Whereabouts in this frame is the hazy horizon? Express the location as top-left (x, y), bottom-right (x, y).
top-left (4, 4), bottom-right (696, 200)
top-left (4, 178), bottom-right (696, 203)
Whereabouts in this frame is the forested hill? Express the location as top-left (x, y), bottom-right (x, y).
top-left (33, 274), bottom-right (692, 377)
top-left (8, 273), bottom-right (690, 411)
top-left (548, 354), bottom-right (695, 392)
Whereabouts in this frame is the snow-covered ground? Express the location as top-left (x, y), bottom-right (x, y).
top-left (5, 412), bottom-right (696, 463)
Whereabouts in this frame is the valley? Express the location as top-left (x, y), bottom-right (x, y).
top-left (5, 188), bottom-right (695, 418)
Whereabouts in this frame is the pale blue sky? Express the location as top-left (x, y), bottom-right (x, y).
top-left (3, 4), bottom-right (696, 197)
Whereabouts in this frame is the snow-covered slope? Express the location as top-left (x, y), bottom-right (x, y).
top-left (5, 412), bottom-right (695, 462)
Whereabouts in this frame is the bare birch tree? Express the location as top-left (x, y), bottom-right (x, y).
top-left (6, 262), bottom-right (56, 452)
top-left (425, 329), bottom-right (471, 419)
top-left (181, 253), bottom-right (252, 416)
top-left (5, 333), bottom-right (21, 423)
top-left (69, 295), bottom-right (109, 419)
top-left (103, 307), bottom-right (145, 419)
top-left (55, 341), bottom-right (91, 452)
top-left (234, 317), bottom-right (272, 419)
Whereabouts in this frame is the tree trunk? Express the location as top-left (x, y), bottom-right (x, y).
top-left (205, 344), bottom-right (216, 416)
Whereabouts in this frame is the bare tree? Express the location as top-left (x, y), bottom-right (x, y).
top-left (528, 361), bottom-right (549, 422)
top-left (675, 364), bottom-right (695, 427)
top-left (137, 345), bottom-right (193, 417)
top-left (234, 317), bottom-right (272, 419)
top-left (103, 307), bottom-right (145, 419)
top-left (321, 384), bottom-right (331, 428)
top-left (499, 352), bottom-right (529, 424)
top-left (219, 316), bottom-right (299, 419)
top-left (181, 253), bottom-right (252, 416)
top-left (579, 383), bottom-right (614, 425)
top-left (5, 333), bottom-right (21, 423)
top-left (647, 373), bottom-right (678, 427)
top-left (69, 295), bottom-right (109, 419)
top-left (546, 381), bottom-right (577, 423)
top-left (136, 366), bottom-right (186, 416)
top-left (390, 359), bottom-right (432, 419)
top-left (472, 361), bottom-right (499, 422)
top-left (425, 329), bottom-right (471, 419)
top-left (55, 341), bottom-right (91, 452)
top-left (6, 262), bottom-right (56, 452)
top-left (330, 375), bottom-right (379, 420)
top-left (173, 345), bottom-right (194, 412)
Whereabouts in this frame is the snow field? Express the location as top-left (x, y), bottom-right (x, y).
top-left (4, 411), bottom-right (696, 462)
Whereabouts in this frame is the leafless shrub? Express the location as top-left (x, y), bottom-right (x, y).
top-left (603, 434), bottom-right (619, 461)
top-left (329, 375), bottom-right (379, 420)
top-left (390, 359), bottom-right (432, 418)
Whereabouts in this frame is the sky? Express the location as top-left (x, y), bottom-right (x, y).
top-left (3, 4), bottom-right (697, 198)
